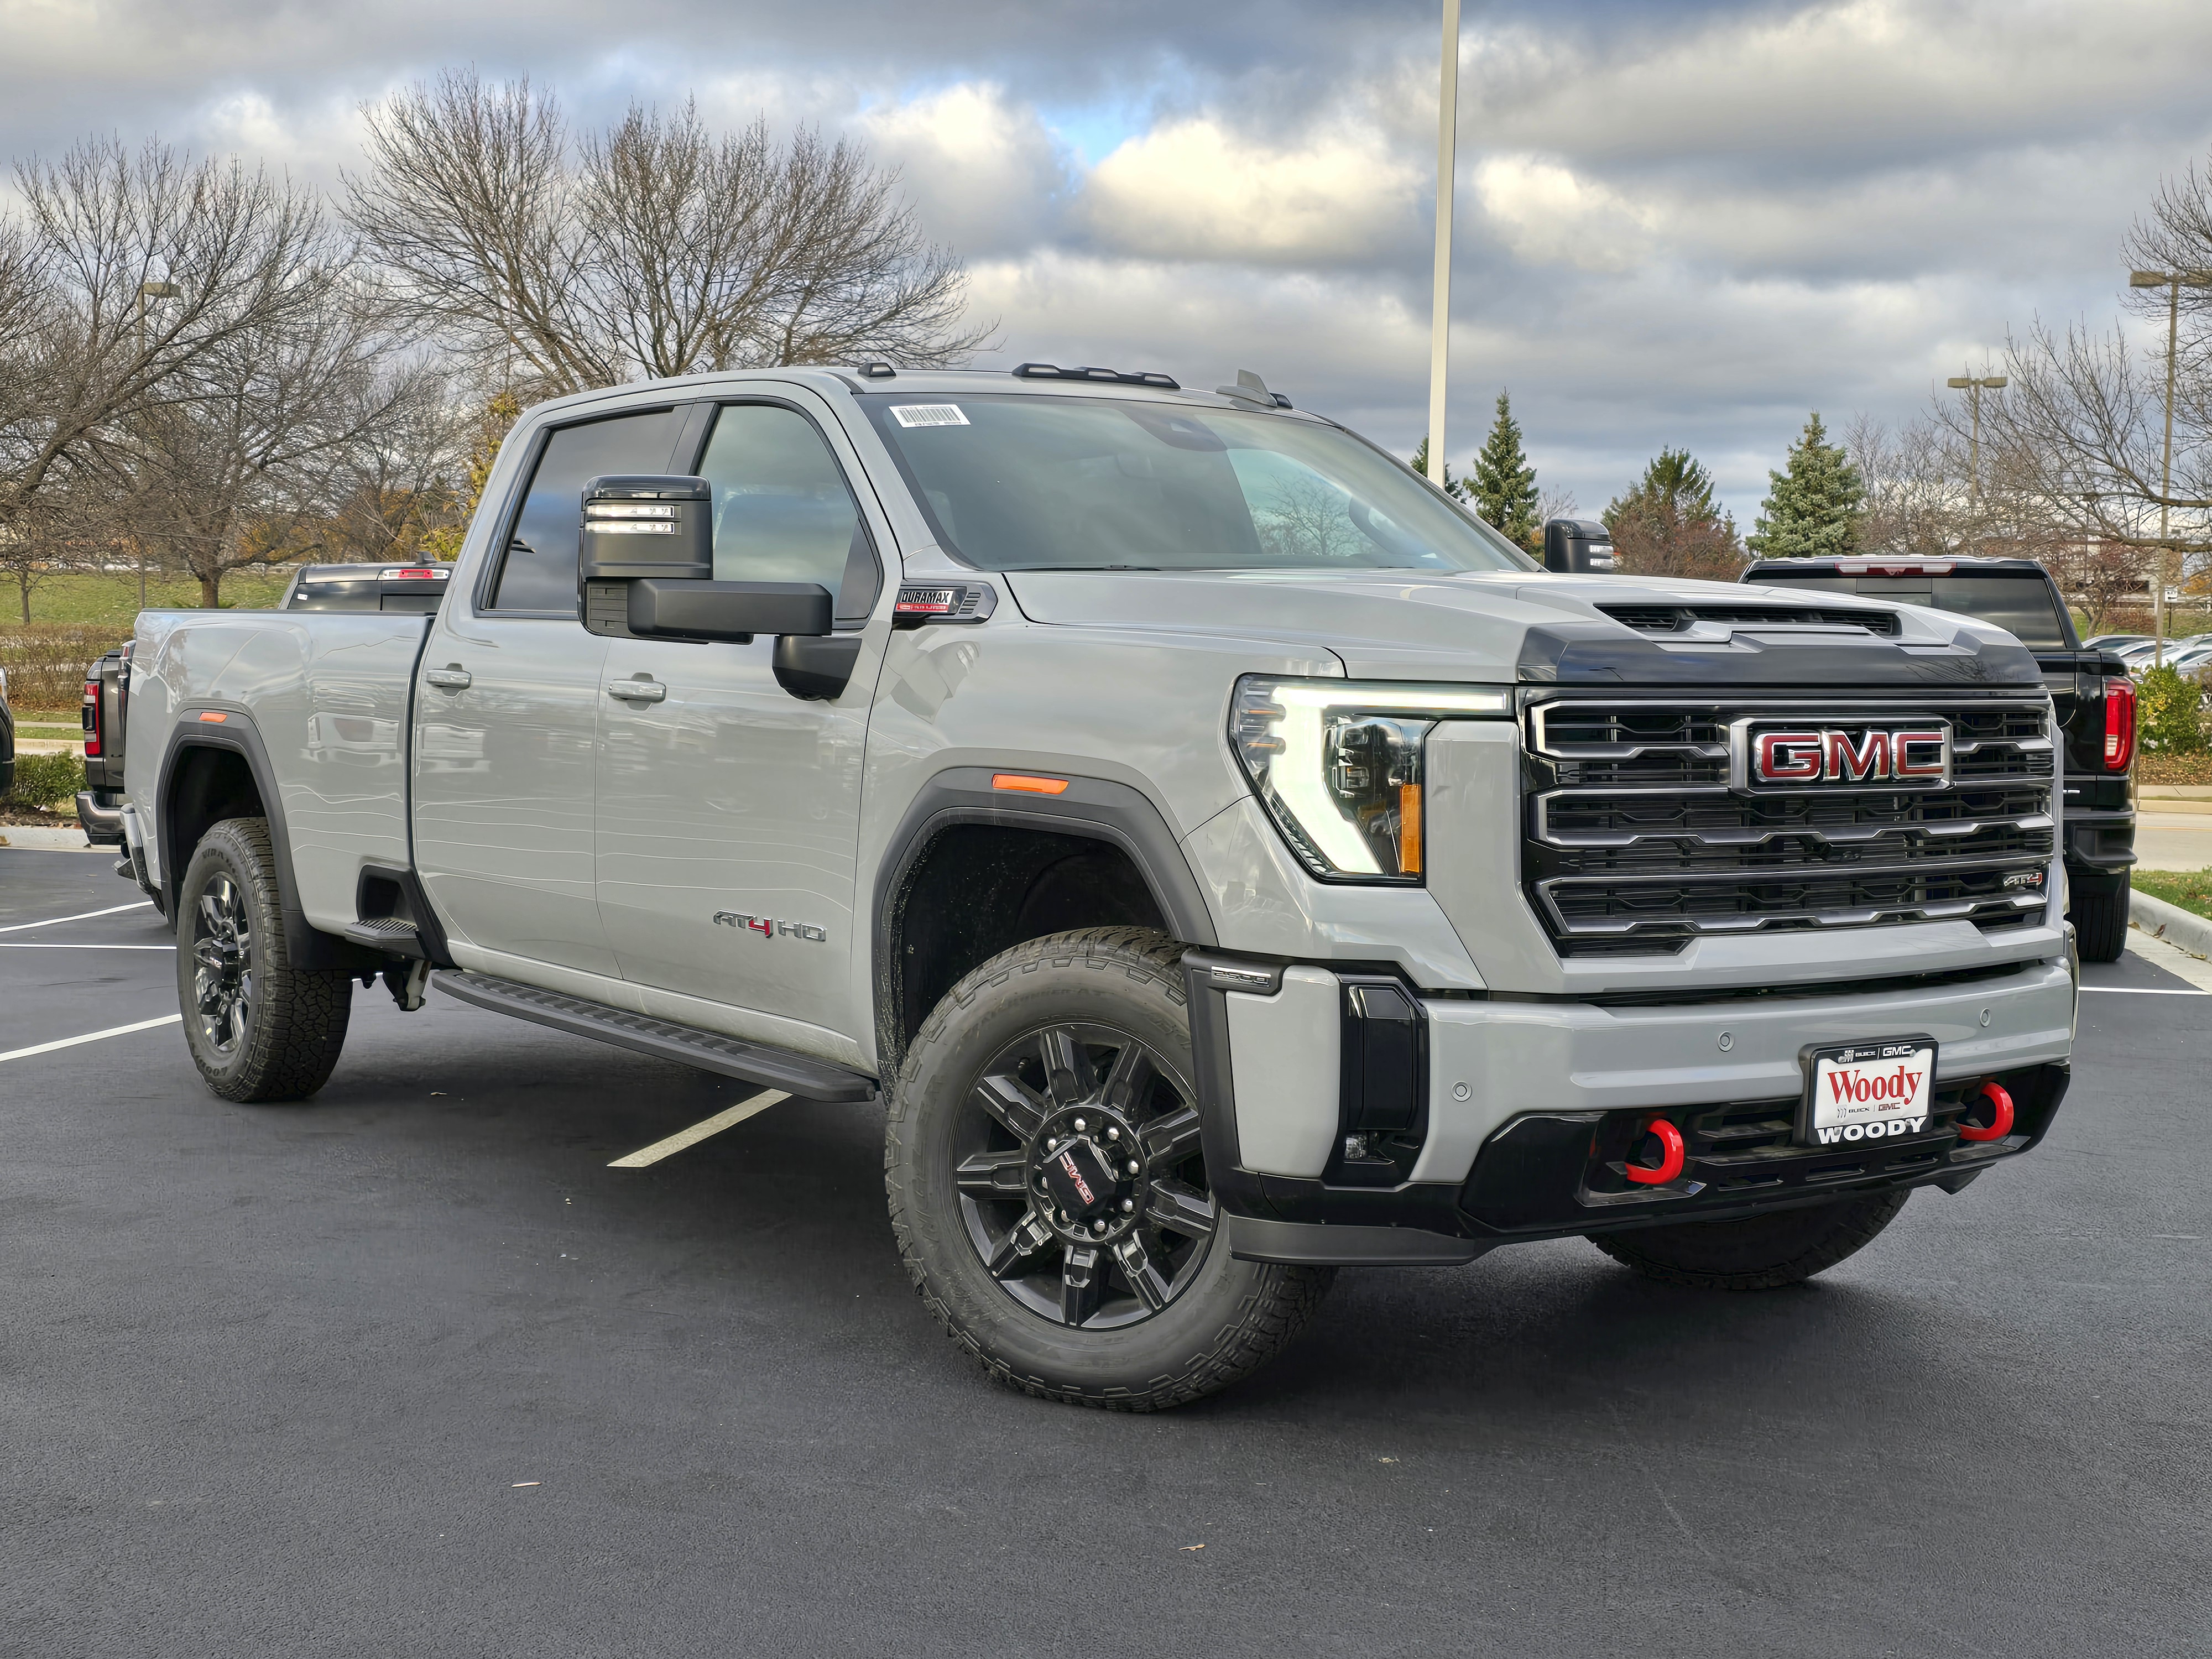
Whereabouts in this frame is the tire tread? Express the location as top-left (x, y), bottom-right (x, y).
top-left (884, 926), bottom-right (1332, 1411)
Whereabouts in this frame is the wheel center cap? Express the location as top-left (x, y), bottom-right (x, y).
top-left (1041, 1136), bottom-right (1118, 1220)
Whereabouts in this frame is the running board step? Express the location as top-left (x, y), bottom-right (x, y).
top-left (343, 917), bottom-right (424, 956)
top-left (430, 969), bottom-right (877, 1103)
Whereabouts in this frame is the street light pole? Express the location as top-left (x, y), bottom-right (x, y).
top-left (1944, 373), bottom-right (2007, 508)
top-left (1425, 0), bottom-right (1461, 488)
top-left (2128, 268), bottom-right (2212, 666)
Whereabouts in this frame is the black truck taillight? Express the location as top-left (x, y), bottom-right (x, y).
top-left (2103, 676), bottom-right (2136, 771)
top-left (81, 676), bottom-right (101, 757)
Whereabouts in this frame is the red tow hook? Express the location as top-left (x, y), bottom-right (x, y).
top-left (1624, 1117), bottom-right (1686, 1185)
top-left (1957, 1081), bottom-right (2015, 1143)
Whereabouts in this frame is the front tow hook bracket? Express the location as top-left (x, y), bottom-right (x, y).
top-left (1624, 1116), bottom-right (1687, 1185)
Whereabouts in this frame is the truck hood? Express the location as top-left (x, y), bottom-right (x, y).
top-left (1001, 567), bottom-right (2044, 688)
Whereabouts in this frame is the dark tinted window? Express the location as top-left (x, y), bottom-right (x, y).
top-left (697, 404), bottom-right (878, 622)
top-left (288, 581), bottom-right (380, 612)
top-left (1755, 569), bottom-right (2074, 648)
top-left (494, 408), bottom-right (687, 612)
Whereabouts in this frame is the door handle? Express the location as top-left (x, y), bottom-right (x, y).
top-left (424, 667), bottom-right (472, 691)
top-left (605, 678), bottom-right (667, 703)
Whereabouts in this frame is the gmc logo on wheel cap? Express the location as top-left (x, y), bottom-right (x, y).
top-left (1732, 721), bottom-right (1950, 789)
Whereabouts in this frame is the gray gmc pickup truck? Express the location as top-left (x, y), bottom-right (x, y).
top-left (116, 363), bottom-right (2078, 1408)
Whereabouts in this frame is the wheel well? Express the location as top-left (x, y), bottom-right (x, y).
top-left (166, 746), bottom-right (264, 888)
top-left (883, 825), bottom-right (1171, 1068)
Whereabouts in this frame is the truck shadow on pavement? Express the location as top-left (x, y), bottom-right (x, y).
top-left (306, 995), bottom-right (2015, 1437)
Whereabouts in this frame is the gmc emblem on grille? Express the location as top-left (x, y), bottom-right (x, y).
top-left (1731, 721), bottom-right (1951, 789)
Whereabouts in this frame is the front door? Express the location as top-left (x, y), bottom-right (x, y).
top-left (412, 404), bottom-right (688, 980)
top-left (595, 395), bottom-right (888, 1058)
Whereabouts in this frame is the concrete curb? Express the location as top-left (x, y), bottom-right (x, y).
top-left (2131, 886), bottom-right (2212, 961)
top-left (0, 826), bottom-right (97, 851)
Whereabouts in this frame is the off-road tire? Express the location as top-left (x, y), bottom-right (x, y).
top-left (1587, 1188), bottom-right (1910, 1291)
top-left (2071, 875), bottom-right (2129, 964)
top-left (176, 817), bottom-right (352, 1102)
top-left (885, 926), bottom-right (1334, 1410)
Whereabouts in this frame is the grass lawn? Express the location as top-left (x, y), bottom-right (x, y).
top-left (10, 570), bottom-right (294, 627)
top-left (2135, 868), bottom-right (2212, 922)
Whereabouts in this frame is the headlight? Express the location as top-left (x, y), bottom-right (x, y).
top-left (1230, 676), bottom-right (1511, 883)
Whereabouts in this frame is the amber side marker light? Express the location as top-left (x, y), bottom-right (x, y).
top-left (196, 711), bottom-right (229, 723)
top-left (992, 773), bottom-right (1068, 795)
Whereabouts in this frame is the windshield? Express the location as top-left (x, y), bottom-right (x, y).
top-left (1755, 568), bottom-right (2075, 649)
top-left (858, 394), bottom-right (1537, 573)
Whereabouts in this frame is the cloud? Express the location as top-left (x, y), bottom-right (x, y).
top-left (857, 82), bottom-right (1070, 258)
top-left (1082, 117), bottom-right (1420, 265)
top-left (1471, 155), bottom-right (1658, 273)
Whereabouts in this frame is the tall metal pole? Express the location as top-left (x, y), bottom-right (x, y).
top-left (1425, 0), bottom-right (1461, 487)
top-left (2156, 277), bottom-right (2178, 667)
top-left (1968, 382), bottom-right (1980, 504)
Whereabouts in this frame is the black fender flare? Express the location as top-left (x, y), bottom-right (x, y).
top-left (155, 705), bottom-right (381, 973)
top-left (871, 765), bottom-right (1220, 1068)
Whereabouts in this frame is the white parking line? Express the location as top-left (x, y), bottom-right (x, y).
top-left (0, 900), bottom-right (153, 933)
top-left (0, 943), bottom-right (173, 951)
top-left (2080, 986), bottom-right (2209, 995)
top-left (0, 1014), bottom-right (183, 1065)
top-left (608, 1090), bottom-right (790, 1168)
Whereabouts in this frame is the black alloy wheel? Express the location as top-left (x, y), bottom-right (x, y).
top-left (886, 927), bottom-right (1335, 1410)
top-left (953, 1020), bottom-right (1217, 1331)
top-left (174, 817), bottom-right (352, 1102)
top-left (190, 870), bottom-right (255, 1054)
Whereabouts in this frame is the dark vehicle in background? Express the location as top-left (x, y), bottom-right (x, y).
top-left (1743, 555), bottom-right (2137, 960)
top-left (77, 643), bottom-right (130, 847)
top-left (278, 563), bottom-right (452, 613)
top-left (1, 665), bottom-right (14, 797)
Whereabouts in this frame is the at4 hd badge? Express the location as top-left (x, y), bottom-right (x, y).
top-left (714, 911), bottom-right (829, 943)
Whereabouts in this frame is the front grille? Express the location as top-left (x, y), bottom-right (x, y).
top-left (1598, 603), bottom-right (1901, 637)
top-left (1522, 692), bottom-right (2054, 954)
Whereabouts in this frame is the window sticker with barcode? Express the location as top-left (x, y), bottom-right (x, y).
top-left (890, 404), bottom-right (969, 428)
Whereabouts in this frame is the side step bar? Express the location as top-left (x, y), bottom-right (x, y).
top-left (431, 969), bottom-right (877, 1103)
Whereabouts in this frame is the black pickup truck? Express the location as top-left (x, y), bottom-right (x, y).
top-left (1743, 555), bottom-right (2136, 959)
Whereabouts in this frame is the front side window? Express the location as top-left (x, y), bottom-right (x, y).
top-left (696, 404), bottom-right (877, 623)
top-left (858, 393), bottom-right (1537, 574)
top-left (493, 407), bottom-right (686, 612)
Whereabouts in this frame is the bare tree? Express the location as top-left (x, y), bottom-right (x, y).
top-left (344, 72), bottom-right (989, 397)
top-left (314, 362), bottom-right (469, 564)
top-left (1846, 412), bottom-right (1968, 557)
top-left (125, 276), bottom-right (419, 606)
top-left (0, 138), bottom-right (337, 572)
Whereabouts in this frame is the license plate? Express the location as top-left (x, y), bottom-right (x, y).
top-left (1800, 1037), bottom-right (1937, 1147)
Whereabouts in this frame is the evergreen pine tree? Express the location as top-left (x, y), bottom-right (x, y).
top-left (1604, 447), bottom-right (1723, 529)
top-left (1470, 392), bottom-right (1542, 551)
top-left (1408, 436), bottom-right (1470, 500)
top-left (1603, 447), bottom-right (1745, 582)
top-left (1748, 412), bottom-right (1865, 558)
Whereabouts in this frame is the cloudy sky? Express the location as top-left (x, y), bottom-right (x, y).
top-left (5, 0), bottom-right (2209, 525)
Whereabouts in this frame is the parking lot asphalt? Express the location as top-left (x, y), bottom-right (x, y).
top-left (2, 848), bottom-right (2206, 1659)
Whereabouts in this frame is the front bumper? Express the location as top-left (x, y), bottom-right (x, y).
top-left (1186, 952), bottom-right (2075, 1266)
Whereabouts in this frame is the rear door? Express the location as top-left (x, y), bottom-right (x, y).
top-left (411, 404), bottom-right (688, 980)
top-left (594, 391), bottom-right (889, 1053)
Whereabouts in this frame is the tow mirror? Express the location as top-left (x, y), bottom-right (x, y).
top-left (578, 471), bottom-right (853, 698)
top-left (1543, 518), bottom-right (1618, 574)
top-left (626, 580), bottom-right (832, 643)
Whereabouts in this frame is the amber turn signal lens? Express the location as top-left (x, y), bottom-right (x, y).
top-left (991, 773), bottom-right (1068, 795)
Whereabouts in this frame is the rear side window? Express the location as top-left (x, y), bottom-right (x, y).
top-left (494, 408), bottom-right (687, 612)
top-left (1759, 570), bottom-right (2074, 648)
top-left (696, 404), bottom-right (879, 624)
